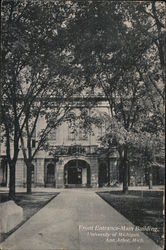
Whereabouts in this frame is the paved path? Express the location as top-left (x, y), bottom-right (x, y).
top-left (1, 189), bottom-right (161, 250)
top-left (0, 185), bottom-right (164, 193)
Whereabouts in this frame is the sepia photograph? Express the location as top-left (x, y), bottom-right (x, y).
top-left (0, 1), bottom-right (165, 250)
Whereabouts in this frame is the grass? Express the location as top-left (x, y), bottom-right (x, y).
top-left (97, 190), bottom-right (164, 247)
top-left (0, 192), bottom-right (59, 243)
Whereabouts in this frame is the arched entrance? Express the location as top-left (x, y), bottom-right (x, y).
top-left (64, 159), bottom-right (91, 187)
top-left (45, 163), bottom-right (55, 187)
top-left (0, 158), bottom-right (7, 187)
top-left (98, 162), bottom-right (109, 187)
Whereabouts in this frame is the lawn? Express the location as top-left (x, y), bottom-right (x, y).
top-left (0, 192), bottom-right (59, 243)
top-left (97, 190), bottom-right (164, 247)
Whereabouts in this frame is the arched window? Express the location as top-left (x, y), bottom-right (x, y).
top-left (98, 163), bottom-right (109, 187)
top-left (48, 129), bottom-right (56, 140)
top-left (47, 164), bottom-right (55, 184)
top-left (67, 112), bottom-right (77, 140)
top-left (79, 127), bottom-right (88, 140)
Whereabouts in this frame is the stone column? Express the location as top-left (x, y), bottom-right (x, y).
top-left (15, 159), bottom-right (24, 187)
top-left (56, 158), bottom-right (64, 188)
top-left (82, 168), bottom-right (87, 185)
top-left (36, 159), bottom-right (45, 187)
top-left (90, 157), bottom-right (98, 187)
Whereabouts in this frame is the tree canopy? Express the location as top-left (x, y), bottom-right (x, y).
top-left (62, 1), bottom-right (165, 192)
top-left (1, 0), bottom-right (84, 197)
top-left (1, 1), bottom-right (165, 196)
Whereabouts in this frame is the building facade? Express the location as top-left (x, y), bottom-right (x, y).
top-left (0, 97), bottom-right (164, 188)
top-left (0, 98), bottom-right (120, 188)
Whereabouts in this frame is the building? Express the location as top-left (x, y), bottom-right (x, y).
top-left (0, 97), bottom-right (119, 188)
top-left (0, 96), bottom-right (164, 188)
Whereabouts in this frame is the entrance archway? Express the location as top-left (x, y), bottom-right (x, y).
top-left (45, 163), bottom-right (55, 187)
top-left (98, 163), bottom-right (109, 187)
top-left (0, 158), bottom-right (7, 186)
top-left (64, 159), bottom-right (91, 187)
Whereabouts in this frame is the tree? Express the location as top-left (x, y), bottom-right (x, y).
top-left (1, 0), bottom-right (80, 198)
top-left (63, 1), bottom-right (165, 193)
top-left (20, 72), bottom-right (84, 194)
top-left (1, 0), bottom-right (32, 199)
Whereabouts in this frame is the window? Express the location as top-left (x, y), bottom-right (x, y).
top-left (79, 128), bottom-right (88, 140)
top-left (27, 138), bottom-right (36, 148)
top-left (47, 164), bottom-right (55, 183)
top-left (98, 123), bottom-right (106, 140)
top-left (32, 127), bottom-right (36, 138)
top-left (68, 126), bottom-right (76, 140)
top-left (32, 127), bottom-right (36, 148)
top-left (48, 129), bottom-right (56, 140)
top-left (32, 139), bottom-right (36, 148)
top-left (68, 121), bottom-right (76, 140)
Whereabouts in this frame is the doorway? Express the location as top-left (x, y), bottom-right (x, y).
top-left (64, 159), bottom-right (90, 187)
top-left (45, 163), bottom-right (55, 187)
top-left (98, 163), bottom-right (109, 187)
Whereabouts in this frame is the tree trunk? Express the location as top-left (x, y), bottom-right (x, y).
top-left (123, 146), bottom-right (128, 194)
top-left (9, 161), bottom-right (16, 200)
top-left (27, 163), bottom-right (32, 194)
top-left (128, 164), bottom-right (130, 187)
top-left (118, 149), bottom-right (123, 183)
top-left (149, 165), bottom-right (153, 189)
top-left (107, 158), bottom-right (110, 186)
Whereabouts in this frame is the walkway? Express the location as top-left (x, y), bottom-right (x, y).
top-left (1, 189), bottom-right (161, 250)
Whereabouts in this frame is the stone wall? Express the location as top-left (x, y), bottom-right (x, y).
top-left (15, 159), bottom-right (25, 187)
top-left (36, 159), bottom-right (45, 186)
top-left (89, 157), bottom-right (98, 187)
